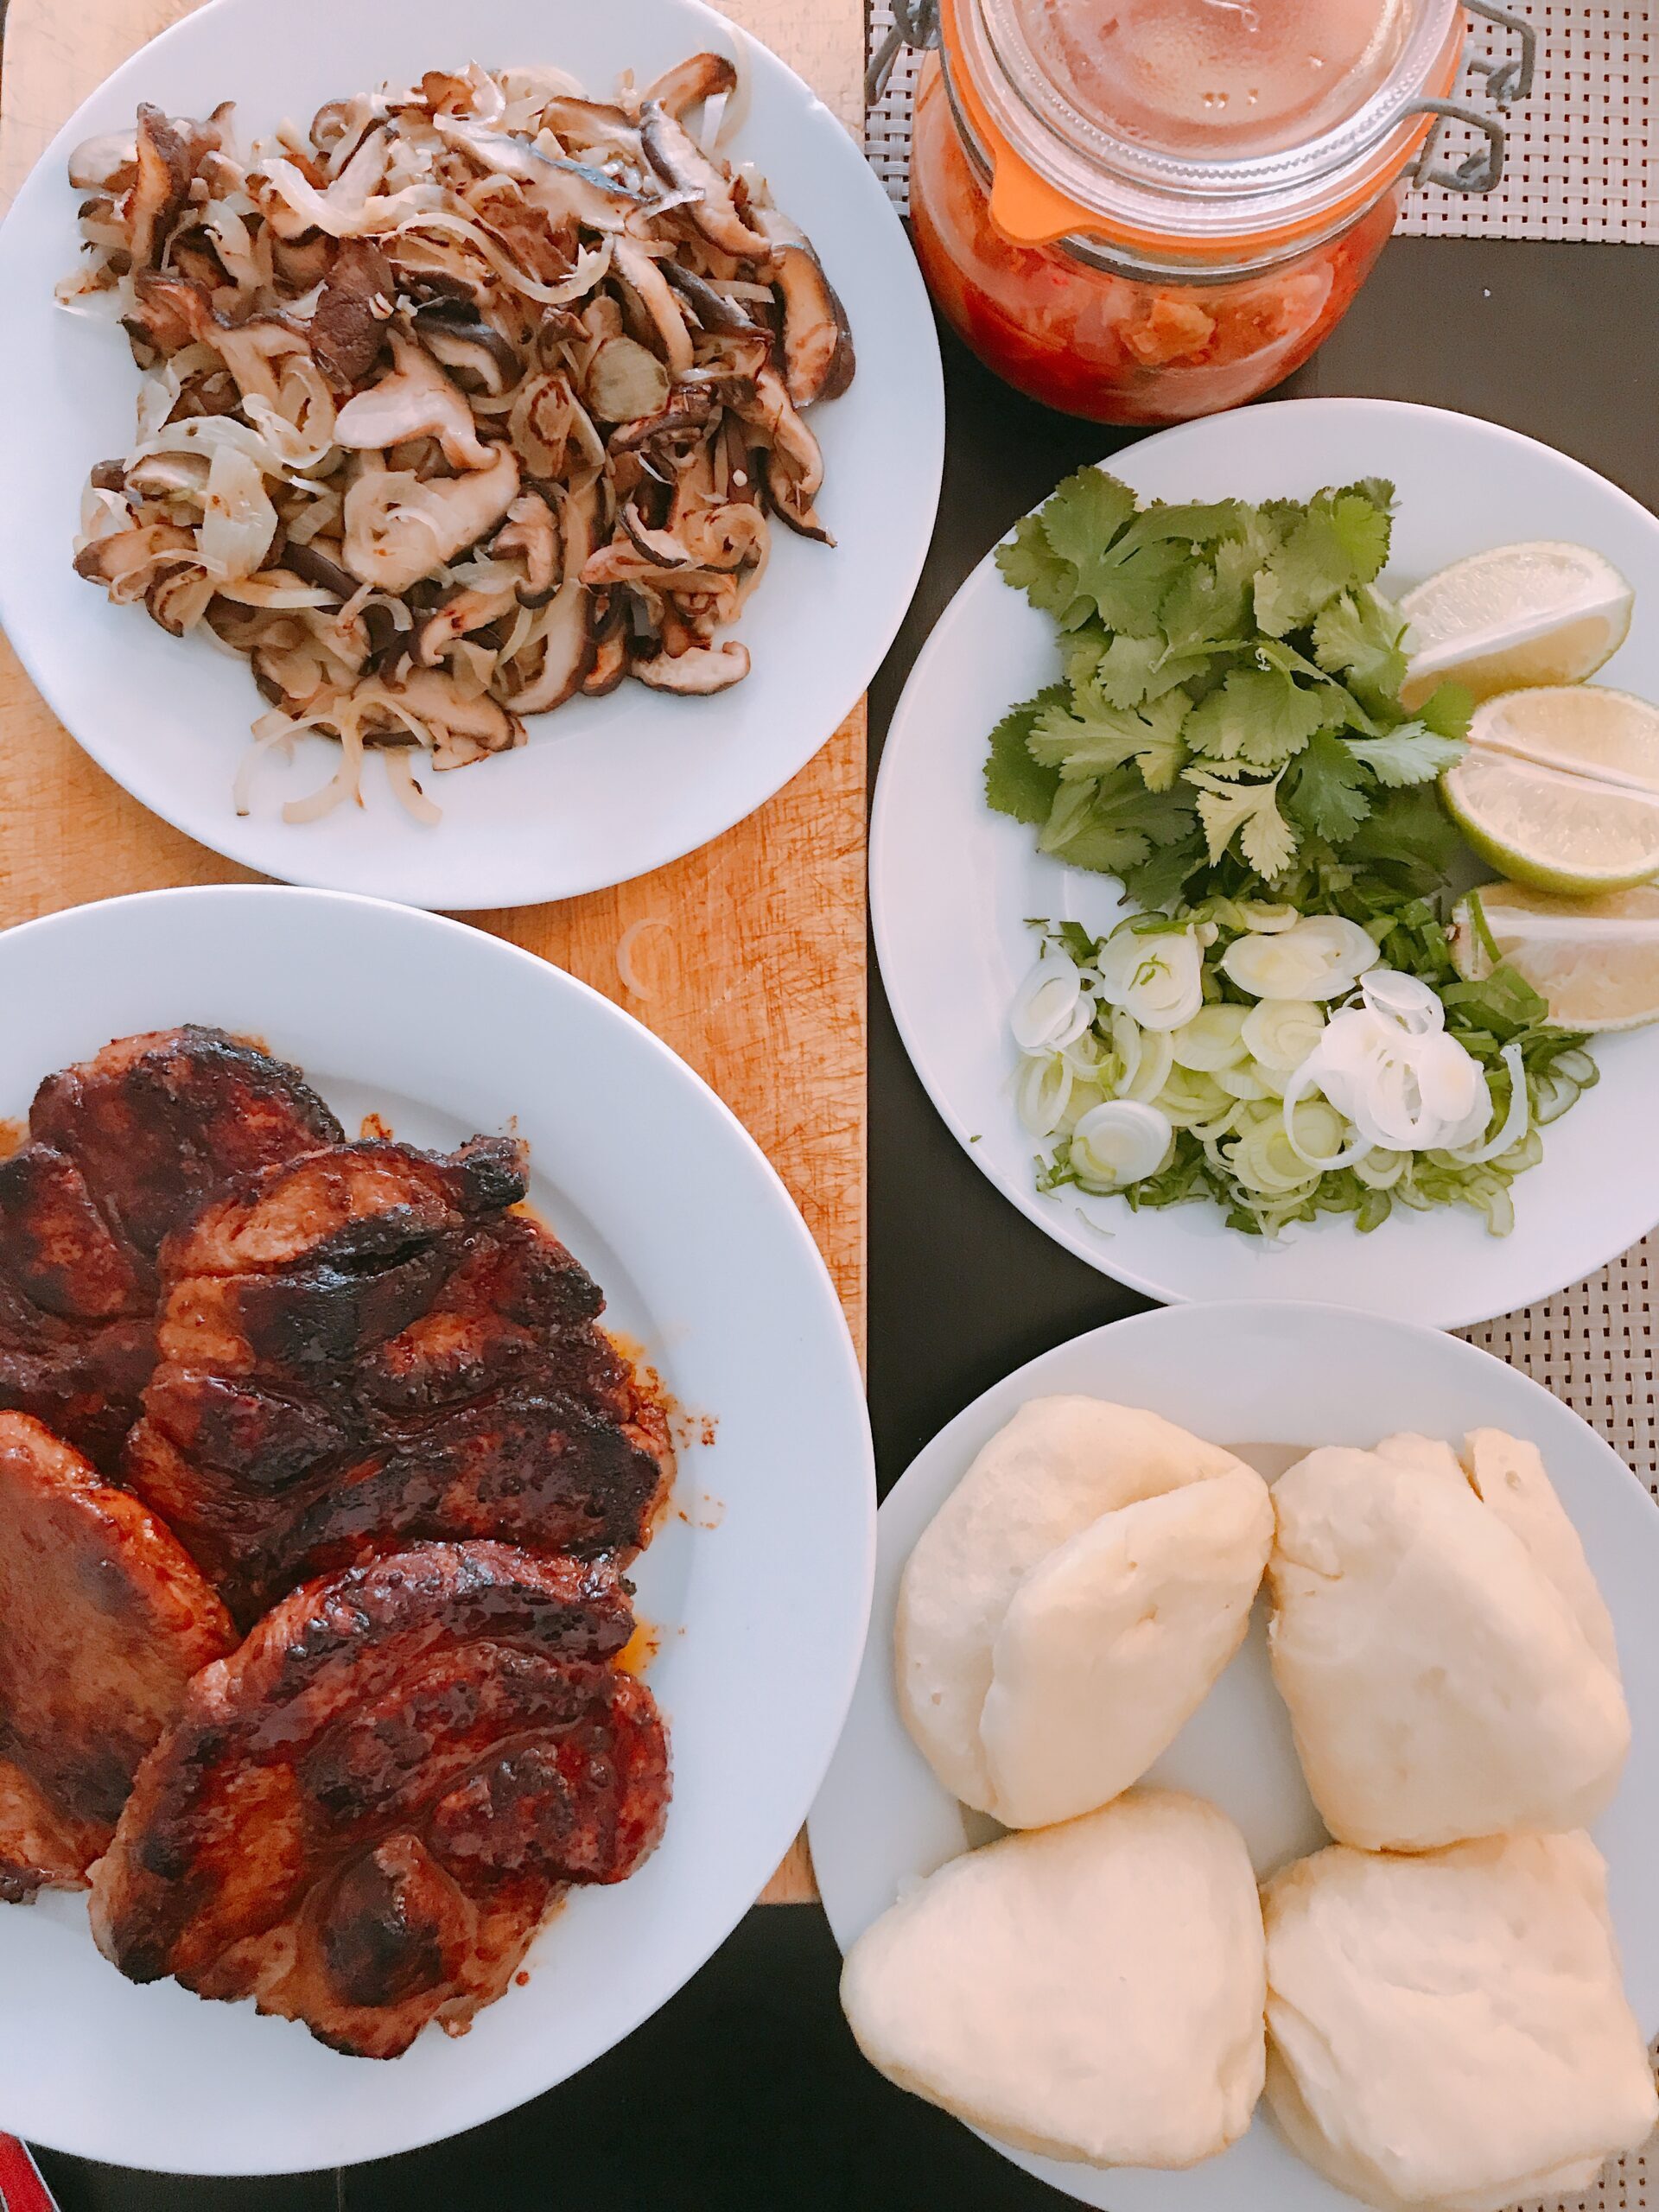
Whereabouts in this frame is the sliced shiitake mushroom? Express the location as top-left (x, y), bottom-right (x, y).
top-left (639, 103), bottom-right (771, 262)
top-left (410, 301), bottom-right (522, 396)
top-left (334, 333), bottom-right (495, 471)
top-left (123, 451), bottom-right (212, 502)
top-left (309, 238), bottom-right (396, 391)
top-left (662, 261), bottom-right (765, 336)
top-left (583, 595), bottom-right (629, 696)
top-left (641, 52), bottom-right (738, 121)
top-left (584, 336), bottom-right (671, 426)
top-left (67, 130), bottom-right (137, 193)
top-left (283, 542), bottom-right (357, 601)
top-left (753, 204), bottom-right (855, 406)
top-left (491, 490), bottom-right (561, 606)
top-left (341, 448), bottom-right (522, 594)
top-left (144, 563), bottom-right (216, 637)
top-left (385, 669), bottom-right (525, 769)
top-left (610, 240), bottom-right (695, 377)
top-left (632, 639), bottom-right (750, 693)
top-left (408, 584), bottom-right (521, 667)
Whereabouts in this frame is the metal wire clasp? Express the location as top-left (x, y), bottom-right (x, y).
top-left (1408, 0), bottom-right (1537, 194)
top-left (868, 0), bottom-right (943, 108)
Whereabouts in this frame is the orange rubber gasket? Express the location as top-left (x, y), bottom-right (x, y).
top-left (940, 0), bottom-right (1465, 255)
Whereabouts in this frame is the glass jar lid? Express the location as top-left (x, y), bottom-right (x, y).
top-left (945, 0), bottom-right (1466, 247)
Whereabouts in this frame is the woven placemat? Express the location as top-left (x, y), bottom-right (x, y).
top-left (865, 0), bottom-right (1656, 241)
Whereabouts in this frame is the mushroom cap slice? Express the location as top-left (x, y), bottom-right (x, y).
top-left (641, 52), bottom-right (738, 119)
top-left (639, 104), bottom-right (772, 262)
top-left (309, 238), bottom-right (397, 391)
top-left (334, 332), bottom-right (494, 473)
top-left (387, 679), bottom-right (524, 769)
top-left (632, 640), bottom-right (750, 694)
top-left (341, 447), bottom-right (521, 596)
top-left (753, 204), bottom-right (856, 406)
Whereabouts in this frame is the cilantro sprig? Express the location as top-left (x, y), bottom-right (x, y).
top-left (987, 468), bottom-right (1472, 905)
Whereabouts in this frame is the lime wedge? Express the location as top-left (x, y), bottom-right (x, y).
top-left (1440, 749), bottom-right (1659, 894)
top-left (1400, 543), bottom-right (1632, 709)
top-left (1467, 685), bottom-right (1659, 792)
top-left (1451, 882), bottom-right (1659, 1031)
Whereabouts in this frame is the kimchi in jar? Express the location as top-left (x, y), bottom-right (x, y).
top-left (909, 0), bottom-right (1491, 423)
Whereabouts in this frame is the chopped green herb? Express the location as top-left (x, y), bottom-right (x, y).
top-left (985, 470), bottom-right (1471, 903)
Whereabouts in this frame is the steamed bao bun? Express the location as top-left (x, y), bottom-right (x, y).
top-left (896, 1397), bottom-right (1274, 1827)
top-left (841, 1790), bottom-right (1266, 2170)
top-left (1262, 1830), bottom-right (1658, 2212)
top-left (1268, 1429), bottom-right (1630, 1851)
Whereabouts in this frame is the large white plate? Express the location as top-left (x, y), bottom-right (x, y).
top-left (810, 1300), bottom-right (1659, 2212)
top-left (871, 398), bottom-right (1659, 1329)
top-left (0, 886), bottom-right (874, 2173)
top-left (0, 0), bottom-right (942, 909)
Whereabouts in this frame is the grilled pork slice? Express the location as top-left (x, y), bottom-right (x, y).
top-left (29, 1024), bottom-right (344, 1261)
top-left (125, 1138), bottom-right (671, 1622)
top-left (0, 1026), bottom-right (343, 1466)
top-left (0, 1411), bottom-right (235, 1899)
top-left (91, 1541), bottom-right (670, 2058)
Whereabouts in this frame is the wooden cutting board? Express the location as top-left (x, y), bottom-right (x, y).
top-left (0, 0), bottom-right (867, 1904)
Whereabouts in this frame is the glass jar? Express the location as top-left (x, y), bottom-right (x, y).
top-left (907, 0), bottom-right (1515, 424)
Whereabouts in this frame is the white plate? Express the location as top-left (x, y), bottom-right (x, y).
top-left (871, 398), bottom-right (1659, 1329)
top-left (809, 1300), bottom-right (1659, 2212)
top-left (0, 0), bottom-right (942, 910)
top-left (0, 886), bottom-right (874, 2173)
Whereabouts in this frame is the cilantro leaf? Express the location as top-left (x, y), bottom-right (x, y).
top-left (1254, 487), bottom-right (1393, 638)
top-left (1122, 830), bottom-right (1209, 910)
top-left (1185, 767), bottom-right (1299, 878)
top-left (1029, 688), bottom-right (1190, 791)
top-left (1077, 535), bottom-right (1192, 638)
top-left (1313, 588), bottom-right (1408, 709)
top-left (1038, 768), bottom-right (1197, 876)
top-left (1342, 783), bottom-right (1463, 883)
top-left (995, 513), bottom-right (1080, 621)
top-left (1328, 490), bottom-right (1393, 584)
top-left (984, 689), bottom-right (1065, 824)
top-left (1114, 499), bottom-right (1247, 551)
top-left (1418, 680), bottom-right (1474, 741)
top-left (1084, 632), bottom-right (1215, 709)
top-left (1285, 730), bottom-right (1373, 843)
top-left (1254, 635), bottom-right (1380, 732)
top-left (1063, 627), bottom-right (1109, 687)
top-left (1158, 554), bottom-right (1251, 658)
top-left (987, 467), bottom-right (1475, 912)
top-left (1344, 722), bottom-right (1467, 788)
top-left (1184, 665), bottom-right (1332, 770)
top-left (1090, 633), bottom-right (1160, 707)
top-left (1130, 693), bottom-right (1192, 791)
top-left (1039, 467), bottom-right (1138, 570)
top-left (1340, 476), bottom-right (1397, 516)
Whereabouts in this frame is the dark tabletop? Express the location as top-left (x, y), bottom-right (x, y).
top-left (29, 232), bottom-right (1659, 2212)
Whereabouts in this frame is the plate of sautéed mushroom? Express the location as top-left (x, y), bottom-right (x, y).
top-left (0, 0), bottom-right (942, 907)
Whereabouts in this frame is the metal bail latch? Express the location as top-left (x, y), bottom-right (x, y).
top-left (868, 0), bottom-right (944, 107)
top-left (1408, 0), bottom-right (1537, 194)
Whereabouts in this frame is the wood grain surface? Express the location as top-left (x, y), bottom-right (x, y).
top-left (0, 0), bottom-right (869, 1903)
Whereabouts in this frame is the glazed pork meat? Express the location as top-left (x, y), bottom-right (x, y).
top-left (92, 1541), bottom-right (670, 2057)
top-left (0, 1026), bottom-right (342, 1465)
top-left (0, 1411), bottom-right (235, 1900)
top-left (124, 1135), bottom-right (671, 1621)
